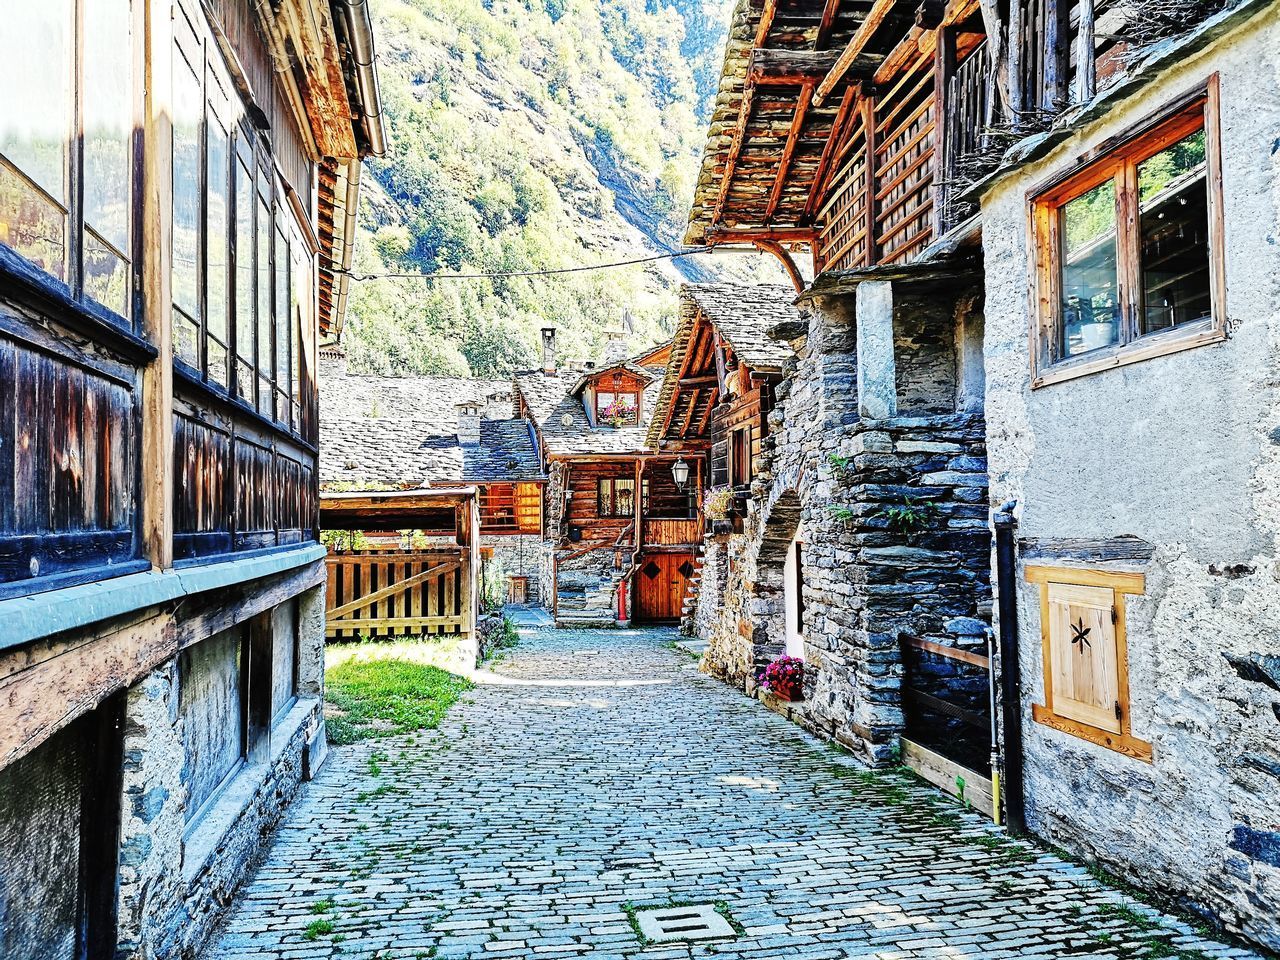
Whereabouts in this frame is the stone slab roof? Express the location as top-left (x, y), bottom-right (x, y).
top-left (319, 372), bottom-right (543, 487)
top-left (681, 283), bottom-right (799, 372)
top-left (515, 354), bottom-right (668, 458)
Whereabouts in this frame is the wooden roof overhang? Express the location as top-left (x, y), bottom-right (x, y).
top-left (648, 299), bottom-right (785, 450)
top-left (687, 0), bottom-right (989, 284)
top-left (320, 487), bottom-right (477, 529)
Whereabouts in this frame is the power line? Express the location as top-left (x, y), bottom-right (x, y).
top-left (328, 247), bottom-right (714, 282)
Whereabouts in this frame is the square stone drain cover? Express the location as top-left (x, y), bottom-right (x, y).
top-left (634, 904), bottom-right (736, 944)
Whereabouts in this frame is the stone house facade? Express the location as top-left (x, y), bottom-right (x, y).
top-left (0, 0), bottom-right (383, 957)
top-left (977, 2), bottom-right (1280, 947)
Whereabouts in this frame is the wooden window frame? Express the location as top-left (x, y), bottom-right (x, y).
top-left (1029, 77), bottom-right (1226, 389)
top-left (729, 424), bottom-right (752, 488)
top-left (595, 389), bottom-right (640, 426)
top-left (1025, 564), bottom-right (1152, 762)
top-left (596, 476), bottom-right (635, 518)
top-left (0, 0), bottom-right (142, 332)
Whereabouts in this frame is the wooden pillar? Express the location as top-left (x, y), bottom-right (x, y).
top-left (932, 25), bottom-right (956, 235)
top-left (140, 0), bottom-right (174, 570)
top-left (1073, 0), bottom-right (1097, 104)
top-left (861, 94), bottom-right (878, 266)
top-left (1008, 0), bottom-right (1025, 127)
top-left (1043, 0), bottom-right (1070, 111)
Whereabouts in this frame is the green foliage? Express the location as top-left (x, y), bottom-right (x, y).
top-left (828, 504), bottom-right (855, 524)
top-left (303, 919), bottom-right (335, 940)
top-left (882, 497), bottom-right (938, 536)
top-left (325, 646), bottom-right (473, 744)
top-left (344, 0), bottom-right (748, 378)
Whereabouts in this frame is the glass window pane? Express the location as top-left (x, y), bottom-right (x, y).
top-left (0, 1), bottom-right (71, 279)
top-left (1059, 179), bottom-right (1120, 358)
top-left (1138, 129), bottom-right (1211, 335)
top-left (275, 221), bottom-right (289, 422)
top-left (235, 150), bottom-right (254, 401)
top-left (0, 1), bottom-right (71, 203)
top-left (290, 233), bottom-right (305, 414)
top-left (207, 115), bottom-right (230, 386)
top-left (0, 160), bottom-right (67, 279)
top-left (172, 43), bottom-right (202, 337)
top-left (256, 195), bottom-right (272, 418)
top-left (83, 0), bottom-right (132, 257)
top-left (83, 229), bottom-right (129, 317)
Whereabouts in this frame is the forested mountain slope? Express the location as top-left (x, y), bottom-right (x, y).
top-left (343, 0), bottom-right (783, 377)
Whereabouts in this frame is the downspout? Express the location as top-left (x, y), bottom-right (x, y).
top-left (336, 0), bottom-right (387, 157)
top-left (993, 500), bottom-right (1026, 835)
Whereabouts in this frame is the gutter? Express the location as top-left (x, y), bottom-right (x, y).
top-left (336, 0), bottom-right (387, 157)
top-left (993, 501), bottom-right (1027, 835)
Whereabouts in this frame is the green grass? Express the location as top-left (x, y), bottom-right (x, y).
top-left (325, 643), bottom-right (473, 745)
top-left (303, 918), bottom-right (335, 941)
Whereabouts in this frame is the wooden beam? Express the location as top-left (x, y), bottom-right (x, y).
top-left (679, 388), bottom-right (701, 437)
top-left (754, 0), bottom-right (778, 46)
top-left (712, 79), bottom-right (757, 225)
top-left (679, 373), bottom-right (720, 387)
top-left (813, 0), bottom-right (899, 106)
top-left (804, 83), bottom-right (859, 221)
top-left (816, 0), bottom-right (841, 49)
top-left (1043, 0), bottom-right (1069, 110)
top-left (1072, 0), bottom-right (1097, 104)
top-left (765, 82), bottom-right (815, 223)
top-left (977, 0), bottom-right (1010, 119)
top-left (748, 48), bottom-right (841, 85)
top-left (705, 226), bottom-right (818, 244)
top-left (141, 0), bottom-right (174, 570)
top-left (754, 240), bottom-right (805, 295)
top-left (932, 25), bottom-right (955, 235)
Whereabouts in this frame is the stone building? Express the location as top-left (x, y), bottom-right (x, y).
top-left (318, 351), bottom-right (545, 604)
top-left (975, 0), bottom-right (1280, 947)
top-left (673, 0), bottom-right (1280, 949)
top-left (0, 0), bottom-right (383, 957)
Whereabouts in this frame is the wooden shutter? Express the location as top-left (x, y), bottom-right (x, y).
top-left (1047, 582), bottom-right (1121, 733)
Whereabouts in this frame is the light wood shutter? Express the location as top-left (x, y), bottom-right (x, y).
top-left (1047, 582), bottom-right (1121, 733)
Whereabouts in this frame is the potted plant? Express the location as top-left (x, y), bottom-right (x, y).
top-left (600, 397), bottom-right (636, 427)
top-left (704, 485), bottom-right (733, 520)
top-left (759, 655), bottom-right (805, 702)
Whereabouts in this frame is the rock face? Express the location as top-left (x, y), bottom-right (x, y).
top-left (979, 8), bottom-right (1280, 949)
top-left (697, 290), bottom-right (992, 766)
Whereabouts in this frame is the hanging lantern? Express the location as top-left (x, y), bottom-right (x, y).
top-left (671, 456), bottom-right (690, 490)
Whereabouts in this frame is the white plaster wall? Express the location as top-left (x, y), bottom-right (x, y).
top-left (981, 5), bottom-right (1280, 946)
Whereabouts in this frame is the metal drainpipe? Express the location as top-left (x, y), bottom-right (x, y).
top-left (337, 0), bottom-right (387, 157)
top-left (993, 500), bottom-right (1027, 835)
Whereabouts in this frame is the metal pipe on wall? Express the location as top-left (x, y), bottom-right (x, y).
top-left (336, 0), bottom-right (387, 157)
top-left (993, 500), bottom-right (1026, 835)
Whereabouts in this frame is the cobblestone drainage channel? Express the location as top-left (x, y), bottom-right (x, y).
top-left (632, 904), bottom-right (738, 944)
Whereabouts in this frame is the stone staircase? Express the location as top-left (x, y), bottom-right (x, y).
top-left (554, 566), bottom-right (629, 628)
top-left (677, 546), bottom-right (706, 637)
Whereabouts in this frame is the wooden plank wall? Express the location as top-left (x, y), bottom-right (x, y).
top-left (564, 462), bottom-right (635, 548)
top-left (325, 549), bottom-right (468, 639)
top-left (0, 331), bottom-right (140, 592)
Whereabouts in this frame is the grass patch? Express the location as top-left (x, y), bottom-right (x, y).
top-left (325, 641), bottom-right (473, 745)
top-left (309, 899), bottom-right (334, 915)
top-left (303, 918), bottom-right (335, 941)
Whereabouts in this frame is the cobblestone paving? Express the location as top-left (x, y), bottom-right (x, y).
top-left (205, 625), bottom-right (1264, 960)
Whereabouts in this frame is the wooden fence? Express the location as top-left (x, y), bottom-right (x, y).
top-left (324, 548), bottom-right (474, 640)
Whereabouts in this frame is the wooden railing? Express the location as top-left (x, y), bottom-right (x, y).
top-left (325, 548), bottom-right (473, 639)
top-left (644, 518), bottom-right (701, 547)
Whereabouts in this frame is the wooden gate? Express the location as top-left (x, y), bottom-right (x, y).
top-left (325, 549), bottom-right (473, 639)
top-left (635, 552), bottom-right (694, 622)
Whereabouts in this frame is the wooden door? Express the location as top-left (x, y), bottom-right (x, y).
top-left (635, 552), bottom-right (693, 623)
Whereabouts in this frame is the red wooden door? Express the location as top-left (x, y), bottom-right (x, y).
top-left (635, 552), bottom-right (693, 622)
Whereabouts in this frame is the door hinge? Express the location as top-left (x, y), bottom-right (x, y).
top-left (1114, 700), bottom-right (1123, 721)
top-left (1111, 607), bottom-right (1118, 625)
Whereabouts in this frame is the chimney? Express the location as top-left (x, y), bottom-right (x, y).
top-left (541, 327), bottom-right (557, 373)
top-left (602, 328), bottom-right (628, 364)
top-left (456, 401), bottom-right (481, 446)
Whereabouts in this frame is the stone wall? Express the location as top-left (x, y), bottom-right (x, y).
top-left (698, 289), bottom-right (991, 765)
top-left (980, 5), bottom-right (1280, 948)
top-left (481, 534), bottom-right (543, 606)
top-left (115, 581), bottom-right (329, 959)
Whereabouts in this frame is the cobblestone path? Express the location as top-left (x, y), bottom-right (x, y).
top-left (205, 624), bottom-right (1263, 960)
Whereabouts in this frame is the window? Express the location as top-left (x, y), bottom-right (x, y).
top-left (730, 425), bottom-right (752, 487)
top-left (166, 0), bottom-right (310, 435)
top-left (0, 0), bottom-right (135, 322)
top-left (597, 477), bottom-right (635, 518)
top-left (1025, 565), bottom-right (1152, 761)
top-left (179, 625), bottom-right (247, 825)
top-left (1031, 84), bottom-right (1224, 387)
top-left (596, 389), bottom-right (639, 426)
